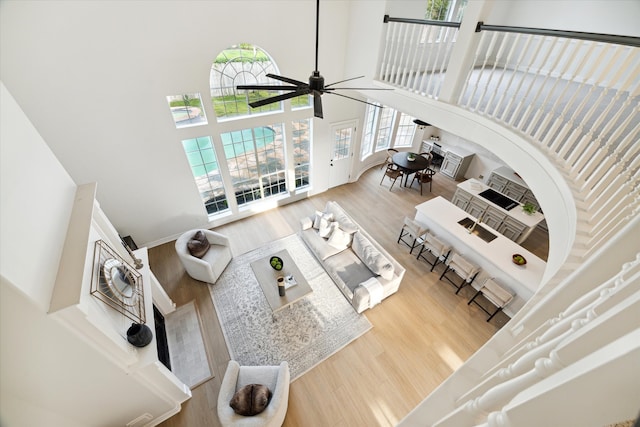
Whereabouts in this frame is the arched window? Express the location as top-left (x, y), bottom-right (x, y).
top-left (210, 43), bottom-right (283, 119)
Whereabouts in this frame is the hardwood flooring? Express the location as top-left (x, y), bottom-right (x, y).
top-left (151, 166), bottom-right (549, 427)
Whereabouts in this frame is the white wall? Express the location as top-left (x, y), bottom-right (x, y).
top-left (0, 82), bottom-right (185, 427)
top-left (0, 0), bottom-right (357, 246)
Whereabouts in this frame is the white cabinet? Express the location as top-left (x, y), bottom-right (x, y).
top-left (498, 217), bottom-right (527, 242)
top-left (441, 149), bottom-right (474, 180)
top-left (484, 206), bottom-right (506, 230)
top-left (452, 188), bottom-right (472, 210)
top-left (468, 198), bottom-right (488, 219)
top-left (486, 173), bottom-right (508, 192)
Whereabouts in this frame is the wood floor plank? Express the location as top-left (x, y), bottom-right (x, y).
top-left (153, 166), bottom-right (548, 427)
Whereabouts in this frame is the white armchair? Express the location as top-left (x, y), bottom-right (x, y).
top-left (217, 360), bottom-right (290, 427)
top-left (175, 229), bottom-right (232, 283)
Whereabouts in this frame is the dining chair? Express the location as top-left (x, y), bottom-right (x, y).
top-left (410, 167), bottom-right (436, 195)
top-left (379, 163), bottom-right (404, 191)
top-left (380, 148), bottom-right (399, 169)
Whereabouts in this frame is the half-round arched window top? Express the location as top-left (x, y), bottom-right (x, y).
top-left (210, 43), bottom-right (282, 120)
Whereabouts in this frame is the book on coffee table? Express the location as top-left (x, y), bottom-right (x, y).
top-left (284, 274), bottom-right (297, 290)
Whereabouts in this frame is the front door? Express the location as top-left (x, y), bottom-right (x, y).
top-left (328, 121), bottom-right (356, 188)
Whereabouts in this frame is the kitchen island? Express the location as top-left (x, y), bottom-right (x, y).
top-left (414, 196), bottom-right (547, 316)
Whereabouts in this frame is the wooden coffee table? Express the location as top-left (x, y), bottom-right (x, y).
top-left (250, 249), bottom-right (313, 312)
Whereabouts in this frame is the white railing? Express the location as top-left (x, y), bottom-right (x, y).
top-left (377, 17), bottom-right (640, 268)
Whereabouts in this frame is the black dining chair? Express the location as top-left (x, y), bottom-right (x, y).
top-left (380, 163), bottom-right (404, 191)
top-left (410, 168), bottom-right (436, 195)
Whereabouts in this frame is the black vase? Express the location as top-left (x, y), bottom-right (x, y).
top-left (127, 323), bottom-right (153, 347)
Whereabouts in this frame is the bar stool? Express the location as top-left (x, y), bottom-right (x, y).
top-left (416, 232), bottom-right (451, 272)
top-left (468, 278), bottom-right (514, 321)
top-left (439, 252), bottom-right (480, 294)
top-left (397, 217), bottom-right (427, 254)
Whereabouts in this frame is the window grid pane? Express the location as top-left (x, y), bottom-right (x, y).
top-left (376, 107), bottom-right (396, 151)
top-left (181, 136), bottom-right (228, 214)
top-left (394, 113), bottom-right (417, 147)
top-left (167, 93), bottom-right (207, 128)
top-left (360, 104), bottom-right (379, 159)
top-left (333, 128), bottom-right (352, 160)
top-left (221, 124), bottom-right (287, 207)
top-left (292, 119), bottom-right (311, 189)
top-left (211, 45), bottom-right (283, 120)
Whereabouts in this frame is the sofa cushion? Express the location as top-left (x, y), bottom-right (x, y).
top-left (229, 383), bottom-right (272, 416)
top-left (323, 250), bottom-right (373, 294)
top-left (324, 202), bottom-right (358, 234)
top-left (327, 226), bottom-right (352, 250)
top-left (187, 230), bottom-right (210, 258)
top-left (301, 229), bottom-right (345, 260)
top-left (352, 232), bottom-right (394, 281)
top-left (318, 218), bottom-right (337, 238)
top-left (313, 211), bottom-right (333, 230)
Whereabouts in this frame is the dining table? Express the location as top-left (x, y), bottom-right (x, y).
top-left (392, 151), bottom-right (431, 187)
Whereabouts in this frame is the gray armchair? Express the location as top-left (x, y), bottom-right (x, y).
top-left (175, 229), bottom-right (232, 283)
top-left (217, 360), bottom-right (290, 427)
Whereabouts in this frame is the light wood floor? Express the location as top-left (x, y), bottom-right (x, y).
top-left (152, 166), bottom-right (549, 427)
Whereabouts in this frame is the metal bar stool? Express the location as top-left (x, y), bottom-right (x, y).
top-left (397, 217), bottom-right (428, 254)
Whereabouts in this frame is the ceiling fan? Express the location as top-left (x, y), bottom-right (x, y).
top-left (236, 0), bottom-right (390, 119)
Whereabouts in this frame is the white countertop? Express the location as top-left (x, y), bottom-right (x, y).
top-left (414, 197), bottom-right (547, 315)
top-left (457, 178), bottom-right (544, 227)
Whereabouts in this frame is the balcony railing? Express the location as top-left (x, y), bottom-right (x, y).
top-left (377, 16), bottom-right (640, 270)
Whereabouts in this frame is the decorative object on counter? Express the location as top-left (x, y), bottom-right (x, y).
top-left (126, 322), bottom-right (153, 347)
top-left (91, 240), bottom-right (145, 323)
top-left (522, 201), bottom-right (537, 215)
top-left (270, 256), bottom-right (283, 271)
top-left (277, 276), bottom-right (286, 296)
top-left (512, 253), bottom-right (527, 265)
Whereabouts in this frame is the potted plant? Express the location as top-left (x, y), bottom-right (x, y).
top-left (522, 201), bottom-right (537, 215)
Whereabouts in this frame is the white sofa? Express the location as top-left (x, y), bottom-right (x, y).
top-left (300, 201), bottom-right (405, 313)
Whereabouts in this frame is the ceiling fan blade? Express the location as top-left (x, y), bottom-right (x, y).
top-left (265, 74), bottom-right (307, 86)
top-left (324, 76), bottom-right (365, 88)
top-left (323, 91), bottom-right (383, 108)
top-left (313, 91), bottom-right (323, 119)
top-left (324, 87), bottom-right (394, 91)
top-left (237, 84), bottom-right (300, 91)
top-left (249, 90), bottom-right (311, 108)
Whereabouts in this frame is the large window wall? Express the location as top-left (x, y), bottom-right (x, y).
top-left (169, 43), bottom-right (312, 219)
top-left (360, 103), bottom-right (418, 159)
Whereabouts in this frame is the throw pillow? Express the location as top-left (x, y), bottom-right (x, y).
top-left (318, 219), bottom-right (338, 238)
top-left (352, 232), bottom-right (394, 280)
top-left (327, 227), bottom-right (352, 250)
top-left (313, 211), bottom-right (333, 230)
top-left (229, 384), bottom-right (272, 416)
top-left (324, 201), bottom-right (358, 234)
top-left (187, 230), bottom-right (210, 258)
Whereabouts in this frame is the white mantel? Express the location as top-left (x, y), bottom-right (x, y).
top-left (48, 182), bottom-right (190, 426)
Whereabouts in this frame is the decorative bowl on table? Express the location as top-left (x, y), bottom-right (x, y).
top-left (269, 256), bottom-right (284, 271)
top-left (407, 153), bottom-right (416, 161)
top-left (512, 254), bottom-right (527, 266)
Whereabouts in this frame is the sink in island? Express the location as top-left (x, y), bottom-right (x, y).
top-left (414, 196), bottom-right (546, 317)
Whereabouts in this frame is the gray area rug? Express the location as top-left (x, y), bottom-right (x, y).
top-left (210, 234), bottom-right (372, 382)
top-left (165, 300), bottom-right (213, 388)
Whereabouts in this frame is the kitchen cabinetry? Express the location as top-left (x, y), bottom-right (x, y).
top-left (452, 188), bottom-right (472, 210)
top-left (440, 147), bottom-right (474, 180)
top-left (487, 166), bottom-right (546, 230)
top-left (453, 179), bottom-right (545, 244)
